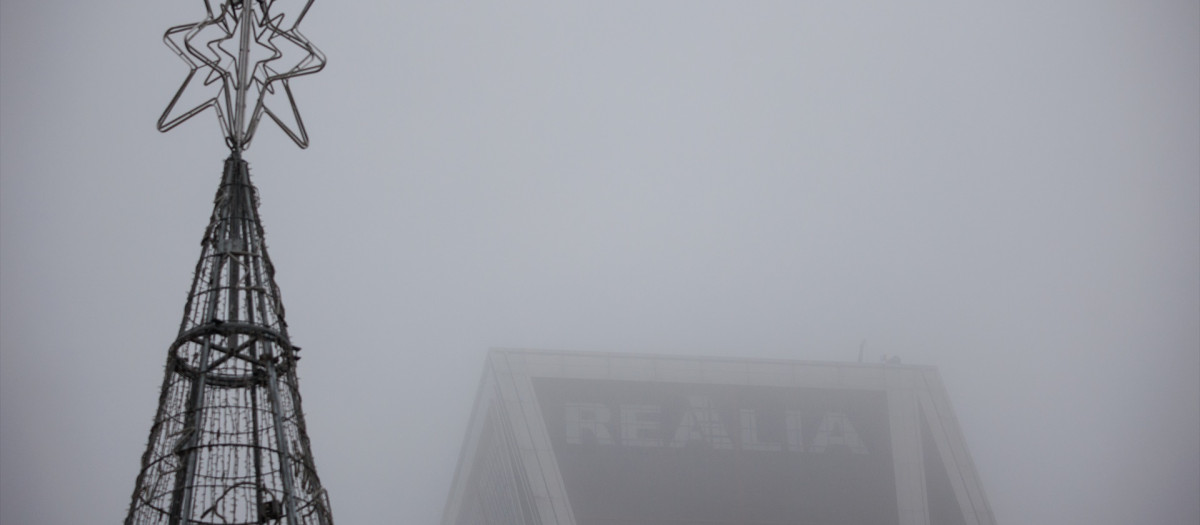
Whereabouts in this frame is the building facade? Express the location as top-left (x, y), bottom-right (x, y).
top-left (442, 349), bottom-right (995, 525)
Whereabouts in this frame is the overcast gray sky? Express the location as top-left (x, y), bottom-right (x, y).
top-left (1, 1), bottom-right (1197, 524)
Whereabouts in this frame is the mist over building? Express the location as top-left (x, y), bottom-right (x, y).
top-left (442, 349), bottom-right (995, 525)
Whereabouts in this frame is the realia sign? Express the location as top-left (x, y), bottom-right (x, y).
top-left (533, 377), bottom-right (900, 525)
top-left (561, 396), bottom-right (870, 454)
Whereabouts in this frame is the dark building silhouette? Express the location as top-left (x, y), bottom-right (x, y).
top-left (442, 348), bottom-right (995, 525)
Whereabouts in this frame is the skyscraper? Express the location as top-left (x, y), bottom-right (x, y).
top-left (443, 348), bottom-right (995, 525)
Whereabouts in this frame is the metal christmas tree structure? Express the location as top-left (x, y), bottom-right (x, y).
top-left (126, 2), bottom-right (331, 524)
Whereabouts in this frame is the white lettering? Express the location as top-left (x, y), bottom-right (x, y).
top-left (671, 396), bottom-right (734, 449)
top-left (786, 410), bottom-right (803, 452)
top-left (562, 400), bottom-right (869, 456)
top-left (565, 402), bottom-right (614, 445)
top-left (620, 405), bottom-right (663, 447)
top-left (739, 409), bottom-right (782, 452)
top-left (810, 412), bottom-right (868, 454)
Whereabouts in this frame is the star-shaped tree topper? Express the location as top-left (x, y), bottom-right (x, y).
top-left (159, 0), bottom-right (326, 150)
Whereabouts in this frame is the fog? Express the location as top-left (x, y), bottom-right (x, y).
top-left (1, 1), bottom-right (1197, 524)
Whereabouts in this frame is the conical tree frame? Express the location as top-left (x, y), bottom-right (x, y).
top-left (126, 155), bottom-right (333, 525)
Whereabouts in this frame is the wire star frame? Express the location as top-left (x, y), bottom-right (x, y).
top-left (159, 0), bottom-right (326, 150)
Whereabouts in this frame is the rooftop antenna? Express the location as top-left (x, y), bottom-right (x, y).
top-left (126, 2), bottom-right (332, 524)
